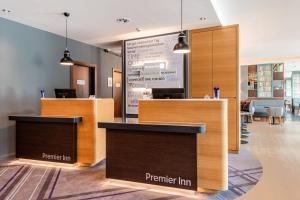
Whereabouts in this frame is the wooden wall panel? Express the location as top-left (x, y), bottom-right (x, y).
top-left (228, 99), bottom-right (239, 151)
top-left (273, 72), bottom-right (284, 80)
top-left (138, 99), bottom-right (228, 191)
top-left (273, 89), bottom-right (284, 98)
top-left (212, 26), bottom-right (238, 98)
top-left (189, 25), bottom-right (240, 152)
top-left (248, 90), bottom-right (257, 98)
top-left (248, 65), bottom-right (257, 73)
top-left (190, 31), bottom-right (213, 97)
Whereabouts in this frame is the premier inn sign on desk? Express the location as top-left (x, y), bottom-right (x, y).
top-left (145, 173), bottom-right (192, 187)
top-left (106, 129), bottom-right (197, 190)
top-left (15, 121), bottom-right (77, 164)
top-left (42, 153), bottom-right (72, 162)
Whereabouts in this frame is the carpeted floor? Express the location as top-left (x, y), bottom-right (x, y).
top-left (0, 148), bottom-right (262, 200)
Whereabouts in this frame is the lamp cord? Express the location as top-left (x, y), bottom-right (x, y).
top-left (65, 17), bottom-right (68, 50)
top-left (180, 0), bottom-right (183, 31)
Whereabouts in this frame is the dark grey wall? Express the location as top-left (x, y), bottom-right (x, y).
top-left (98, 51), bottom-right (122, 97)
top-left (0, 17), bottom-right (107, 159)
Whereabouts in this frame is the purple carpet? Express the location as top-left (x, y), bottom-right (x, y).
top-left (0, 149), bottom-right (262, 200)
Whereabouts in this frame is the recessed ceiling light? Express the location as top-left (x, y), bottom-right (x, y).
top-left (199, 17), bottom-right (207, 21)
top-left (2, 9), bottom-right (11, 13)
top-left (116, 18), bottom-right (130, 24)
top-left (136, 28), bottom-right (142, 32)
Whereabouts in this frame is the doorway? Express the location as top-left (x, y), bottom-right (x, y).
top-left (70, 61), bottom-right (96, 98)
top-left (112, 69), bottom-right (122, 118)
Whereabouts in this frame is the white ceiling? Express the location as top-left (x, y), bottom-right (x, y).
top-left (1, 0), bottom-right (300, 63)
top-left (0, 0), bottom-right (220, 53)
top-left (211, 0), bottom-right (300, 65)
top-left (284, 60), bottom-right (300, 78)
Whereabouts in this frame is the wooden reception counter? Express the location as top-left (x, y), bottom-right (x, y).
top-left (99, 119), bottom-right (206, 191)
top-left (41, 98), bottom-right (114, 166)
top-left (9, 115), bottom-right (82, 164)
top-left (138, 99), bottom-right (228, 191)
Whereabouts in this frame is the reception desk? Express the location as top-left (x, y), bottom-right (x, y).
top-left (98, 99), bottom-right (228, 192)
top-left (9, 115), bottom-right (82, 164)
top-left (41, 98), bottom-right (114, 166)
top-left (138, 99), bottom-right (228, 191)
top-left (99, 119), bottom-right (206, 191)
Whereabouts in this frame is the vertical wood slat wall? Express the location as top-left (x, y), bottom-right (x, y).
top-left (189, 25), bottom-right (240, 152)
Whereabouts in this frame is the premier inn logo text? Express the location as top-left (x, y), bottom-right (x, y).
top-left (42, 153), bottom-right (71, 162)
top-left (145, 173), bottom-right (192, 187)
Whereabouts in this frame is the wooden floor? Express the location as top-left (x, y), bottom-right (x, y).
top-left (240, 120), bottom-right (300, 200)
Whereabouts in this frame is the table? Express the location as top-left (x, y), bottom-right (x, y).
top-left (264, 107), bottom-right (275, 124)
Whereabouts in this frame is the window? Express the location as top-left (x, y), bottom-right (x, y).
top-left (257, 64), bottom-right (272, 98)
top-left (285, 78), bottom-right (292, 97)
top-left (292, 72), bottom-right (300, 98)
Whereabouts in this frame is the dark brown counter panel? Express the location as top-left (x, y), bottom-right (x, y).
top-left (9, 115), bottom-right (82, 164)
top-left (98, 120), bottom-right (205, 191)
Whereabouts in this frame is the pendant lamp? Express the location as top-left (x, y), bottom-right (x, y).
top-left (60, 12), bottom-right (74, 66)
top-left (173, 0), bottom-right (190, 54)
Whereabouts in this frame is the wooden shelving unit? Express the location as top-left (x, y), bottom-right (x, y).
top-left (247, 63), bottom-right (284, 99)
top-left (273, 63), bottom-right (284, 98)
top-left (248, 65), bottom-right (257, 97)
top-left (257, 64), bottom-right (272, 98)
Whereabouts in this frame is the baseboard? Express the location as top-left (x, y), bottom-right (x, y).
top-left (229, 150), bottom-right (239, 154)
top-left (0, 153), bottom-right (15, 160)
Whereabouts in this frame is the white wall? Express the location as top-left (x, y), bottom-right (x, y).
top-left (240, 65), bottom-right (248, 100)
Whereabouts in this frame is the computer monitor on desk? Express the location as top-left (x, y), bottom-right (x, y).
top-left (55, 89), bottom-right (77, 98)
top-left (152, 88), bottom-right (185, 99)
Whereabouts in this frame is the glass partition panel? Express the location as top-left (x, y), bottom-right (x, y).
top-left (292, 72), bottom-right (300, 98)
top-left (285, 78), bottom-right (292, 98)
top-left (257, 64), bottom-right (272, 98)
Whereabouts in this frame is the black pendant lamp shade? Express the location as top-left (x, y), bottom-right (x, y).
top-left (173, 0), bottom-right (190, 54)
top-left (173, 32), bottom-right (190, 53)
top-left (60, 49), bottom-right (73, 65)
top-left (60, 12), bottom-right (74, 66)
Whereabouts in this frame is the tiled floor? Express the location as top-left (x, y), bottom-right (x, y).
top-left (285, 112), bottom-right (300, 121)
top-left (240, 120), bottom-right (300, 200)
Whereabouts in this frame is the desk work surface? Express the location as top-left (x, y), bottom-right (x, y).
top-left (98, 118), bottom-right (206, 134)
top-left (9, 115), bottom-right (82, 123)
